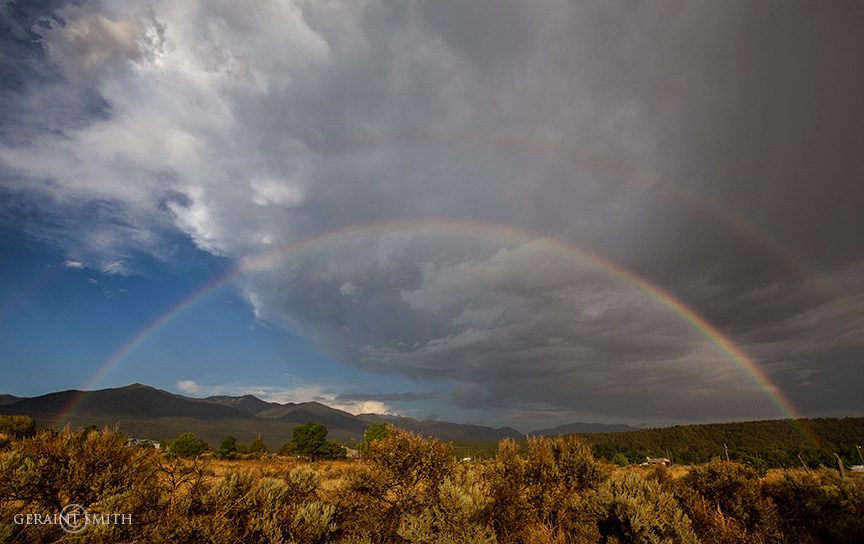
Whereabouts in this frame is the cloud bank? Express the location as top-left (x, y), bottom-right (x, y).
top-left (2, 0), bottom-right (863, 426)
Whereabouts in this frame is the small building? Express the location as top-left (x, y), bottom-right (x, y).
top-left (343, 446), bottom-right (359, 459)
top-left (644, 457), bottom-right (671, 466)
top-left (128, 438), bottom-right (161, 449)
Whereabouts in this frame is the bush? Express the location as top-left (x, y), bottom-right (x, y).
top-left (339, 428), bottom-right (456, 542)
top-left (358, 422), bottom-right (389, 455)
top-left (678, 460), bottom-right (782, 544)
top-left (524, 434), bottom-right (604, 533)
top-left (169, 432), bottom-right (209, 458)
top-left (215, 435), bottom-right (242, 459)
top-left (397, 477), bottom-right (495, 544)
top-left (0, 415), bottom-right (36, 444)
top-left (764, 468), bottom-right (864, 544)
top-left (482, 435), bottom-right (606, 542)
top-left (584, 472), bottom-right (698, 544)
top-left (248, 437), bottom-right (268, 456)
top-left (482, 438), bottom-right (532, 541)
top-left (0, 428), bottom-right (160, 542)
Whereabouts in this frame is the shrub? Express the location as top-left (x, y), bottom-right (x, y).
top-left (484, 438), bottom-right (532, 541)
top-left (340, 428), bottom-right (456, 542)
top-left (611, 452), bottom-right (630, 467)
top-left (523, 435), bottom-right (604, 532)
top-left (0, 428), bottom-right (160, 542)
top-left (678, 460), bottom-right (782, 544)
top-left (0, 415), bottom-right (36, 443)
top-left (169, 432), bottom-right (209, 458)
top-left (215, 435), bottom-right (242, 459)
top-left (764, 468), bottom-right (864, 544)
top-left (482, 435), bottom-right (606, 542)
top-left (247, 437), bottom-right (268, 456)
top-left (397, 477), bottom-right (496, 544)
top-left (358, 422), bottom-right (389, 455)
top-left (583, 471), bottom-right (698, 544)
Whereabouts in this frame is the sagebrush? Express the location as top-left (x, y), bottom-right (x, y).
top-left (1, 427), bottom-right (862, 543)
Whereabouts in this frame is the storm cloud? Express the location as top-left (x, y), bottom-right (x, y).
top-left (1, 0), bottom-right (862, 427)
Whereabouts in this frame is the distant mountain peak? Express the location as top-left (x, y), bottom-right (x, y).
top-left (115, 383), bottom-right (153, 391)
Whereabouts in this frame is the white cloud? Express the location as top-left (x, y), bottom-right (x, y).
top-left (176, 380), bottom-right (200, 395)
top-left (62, 260), bottom-right (84, 269)
top-left (329, 400), bottom-right (392, 416)
top-left (250, 177), bottom-right (304, 207)
top-left (101, 259), bottom-right (128, 275)
top-left (34, 5), bottom-right (148, 79)
top-left (339, 281), bottom-right (361, 298)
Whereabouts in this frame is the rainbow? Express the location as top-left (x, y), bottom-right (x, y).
top-left (53, 219), bottom-right (820, 445)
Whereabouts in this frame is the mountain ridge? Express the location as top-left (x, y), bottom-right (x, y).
top-left (0, 383), bottom-right (632, 446)
top-left (0, 394), bottom-right (23, 406)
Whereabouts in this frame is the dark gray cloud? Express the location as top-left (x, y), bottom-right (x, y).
top-left (1, 0), bottom-right (862, 427)
top-left (334, 392), bottom-right (438, 403)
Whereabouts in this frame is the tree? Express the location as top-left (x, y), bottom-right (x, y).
top-left (169, 432), bottom-right (209, 458)
top-left (0, 415), bottom-right (36, 444)
top-left (215, 435), bottom-right (242, 459)
top-left (248, 437), bottom-right (268, 455)
top-left (284, 422), bottom-right (345, 460)
top-left (288, 422), bottom-right (328, 460)
top-left (359, 422), bottom-right (389, 455)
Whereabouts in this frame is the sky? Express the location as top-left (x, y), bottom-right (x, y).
top-left (0, 0), bottom-right (862, 431)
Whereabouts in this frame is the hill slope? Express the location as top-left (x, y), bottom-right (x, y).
top-left (2, 384), bottom-right (253, 421)
top-left (204, 394), bottom-right (281, 415)
top-left (360, 414), bottom-right (523, 442)
top-left (531, 422), bottom-right (637, 436)
top-left (0, 394), bottom-right (22, 406)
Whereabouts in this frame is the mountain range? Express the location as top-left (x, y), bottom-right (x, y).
top-left (0, 383), bottom-right (635, 448)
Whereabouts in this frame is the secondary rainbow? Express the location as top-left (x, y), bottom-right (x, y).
top-left (53, 219), bottom-right (820, 445)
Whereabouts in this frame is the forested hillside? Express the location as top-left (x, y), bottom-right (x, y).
top-left (579, 417), bottom-right (864, 468)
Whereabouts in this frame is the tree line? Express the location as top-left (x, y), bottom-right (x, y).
top-left (580, 417), bottom-right (864, 469)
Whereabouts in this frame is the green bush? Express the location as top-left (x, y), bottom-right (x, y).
top-left (0, 415), bottom-right (36, 443)
top-left (215, 435), bottom-right (242, 459)
top-left (169, 432), bottom-right (209, 458)
top-left (358, 422), bottom-right (389, 455)
top-left (247, 437), bottom-right (268, 456)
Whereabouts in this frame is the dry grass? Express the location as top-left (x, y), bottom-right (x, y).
top-left (2, 428), bottom-right (863, 543)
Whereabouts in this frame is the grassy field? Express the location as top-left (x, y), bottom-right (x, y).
top-left (2, 426), bottom-right (863, 543)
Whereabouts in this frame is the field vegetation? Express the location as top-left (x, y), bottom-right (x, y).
top-left (1, 418), bottom-right (863, 543)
